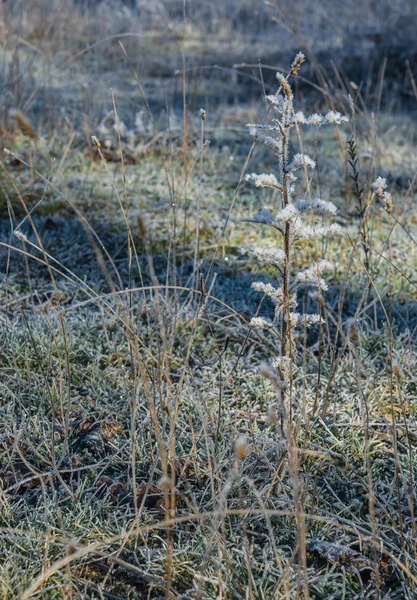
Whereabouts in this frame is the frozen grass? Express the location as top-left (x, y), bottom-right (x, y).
top-left (1, 3), bottom-right (417, 599)
top-left (1, 113), bottom-right (417, 597)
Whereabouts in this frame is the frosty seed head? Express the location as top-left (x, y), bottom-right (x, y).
top-left (291, 52), bottom-right (305, 76)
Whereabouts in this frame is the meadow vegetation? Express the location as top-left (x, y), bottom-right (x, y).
top-left (1, 1), bottom-right (417, 598)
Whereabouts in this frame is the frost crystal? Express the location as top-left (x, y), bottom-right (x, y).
top-left (324, 110), bottom-right (349, 125)
top-left (252, 282), bottom-right (284, 304)
top-left (275, 204), bottom-right (300, 223)
top-left (289, 153), bottom-right (316, 171)
top-left (249, 317), bottom-right (273, 329)
top-left (306, 114), bottom-right (323, 126)
top-left (299, 314), bottom-right (321, 326)
top-left (266, 94), bottom-right (285, 110)
top-left (287, 312), bottom-right (301, 327)
top-left (246, 173), bottom-right (281, 189)
top-left (293, 111), bottom-right (307, 124)
top-left (295, 260), bottom-right (333, 290)
top-left (286, 312), bottom-right (321, 328)
top-left (303, 111), bottom-right (348, 126)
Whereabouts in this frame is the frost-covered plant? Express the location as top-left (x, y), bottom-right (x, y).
top-left (242, 53), bottom-right (348, 418)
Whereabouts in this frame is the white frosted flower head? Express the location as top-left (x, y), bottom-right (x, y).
top-left (293, 221), bottom-right (342, 241)
top-left (324, 110), bottom-right (349, 125)
top-left (299, 313), bottom-right (321, 327)
top-left (266, 94), bottom-right (285, 110)
top-left (286, 312), bottom-right (321, 328)
top-left (292, 221), bottom-right (314, 240)
top-left (301, 259), bottom-right (333, 275)
top-left (275, 204), bottom-right (300, 223)
top-left (372, 176), bottom-right (387, 197)
top-left (306, 113), bottom-right (323, 126)
top-left (287, 312), bottom-right (301, 328)
top-left (252, 282), bottom-right (284, 305)
top-left (249, 317), bottom-right (273, 329)
top-left (247, 126), bottom-right (282, 151)
top-left (293, 111), bottom-right (307, 124)
top-left (289, 153), bottom-right (316, 171)
top-left (252, 246), bottom-right (286, 265)
top-left (295, 198), bottom-right (337, 216)
top-left (248, 126), bottom-right (260, 138)
top-left (246, 172), bottom-right (281, 189)
top-left (260, 133), bottom-right (281, 151)
top-left (295, 260), bottom-right (333, 290)
top-left (324, 223), bottom-right (343, 235)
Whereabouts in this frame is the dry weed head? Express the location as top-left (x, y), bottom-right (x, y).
top-left (393, 362), bottom-right (402, 380)
top-left (9, 109), bottom-right (37, 141)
